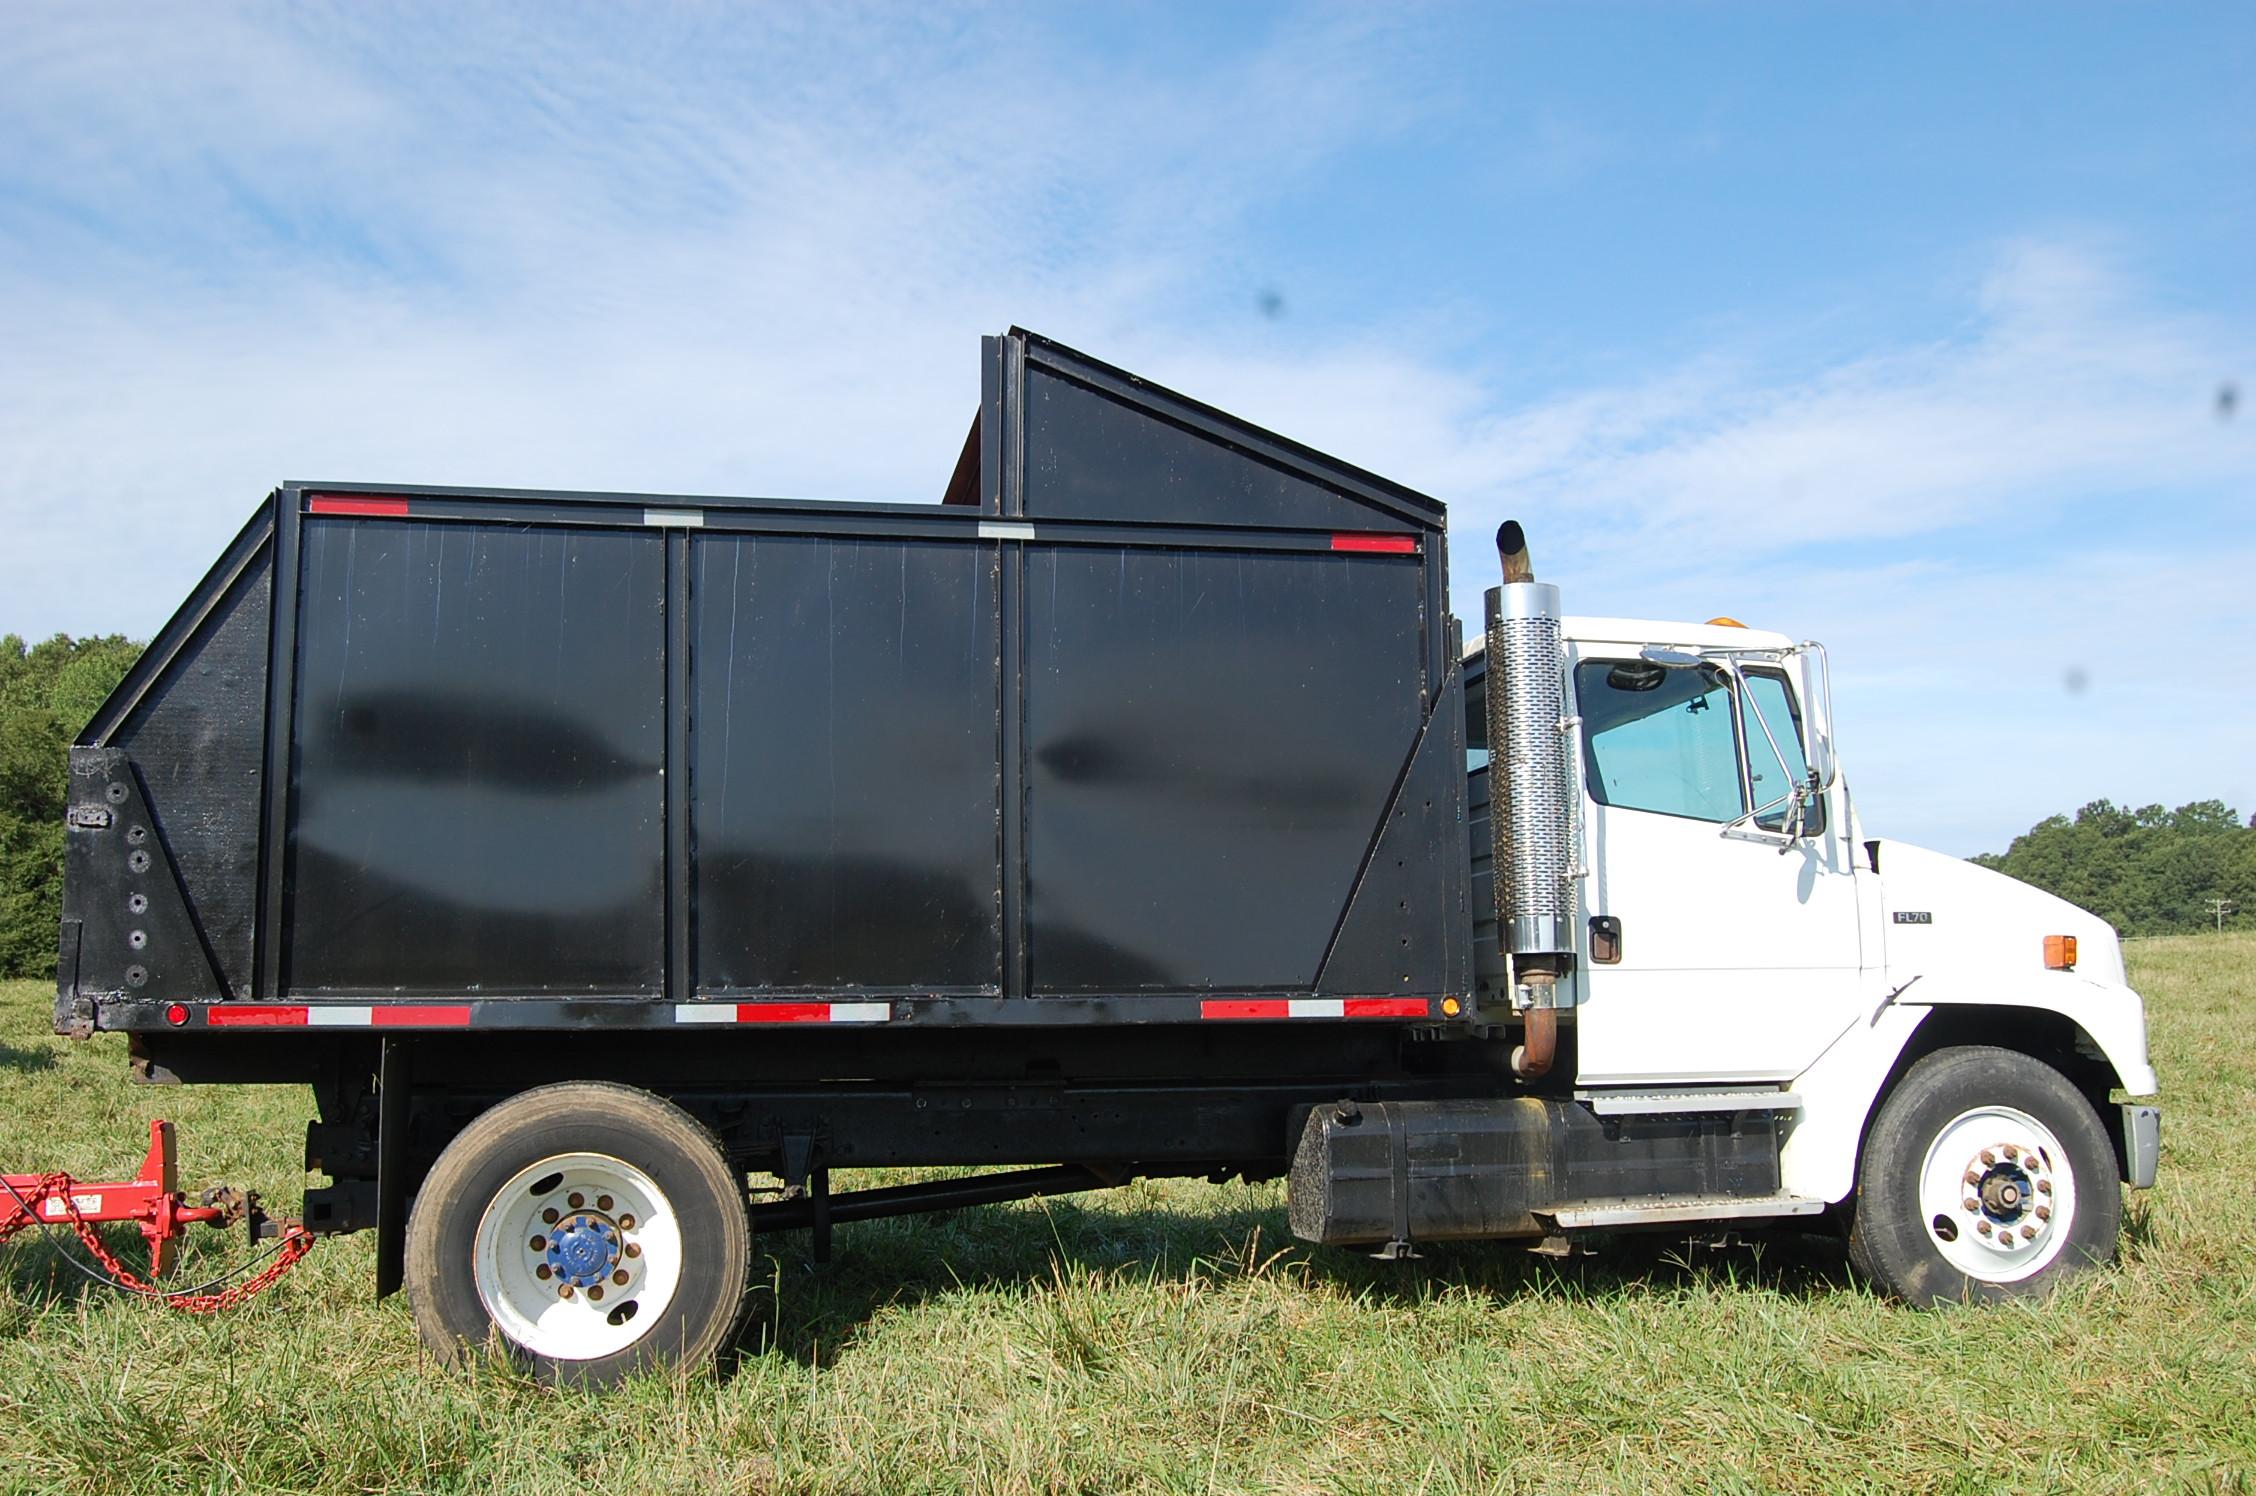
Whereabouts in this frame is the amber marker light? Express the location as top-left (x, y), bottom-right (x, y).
top-left (2043, 935), bottom-right (2078, 971)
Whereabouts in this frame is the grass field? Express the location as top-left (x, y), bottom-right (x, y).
top-left (1, 936), bottom-right (2250, 1493)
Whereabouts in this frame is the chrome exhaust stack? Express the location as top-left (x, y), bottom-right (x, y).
top-left (1483, 522), bottom-right (1575, 1077)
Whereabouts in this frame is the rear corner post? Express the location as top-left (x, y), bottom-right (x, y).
top-left (254, 485), bottom-right (304, 1001)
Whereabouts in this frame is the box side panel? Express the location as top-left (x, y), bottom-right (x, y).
top-left (285, 518), bottom-right (666, 993)
top-left (1314, 659), bottom-right (1471, 998)
top-left (1024, 545), bottom-right (1424, 992)
top-left (690, 533), bottom-right (1001, 992)
top-left (111, 543), bottom-right (272, 997)
top-left (1022, 366), bottom-right (1413, 531)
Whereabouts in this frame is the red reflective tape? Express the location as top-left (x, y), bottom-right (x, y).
top-left (371, 1004), bottom-right (473, 1027)
top-left (734, 1003), bottom-right (836, 1023)
top-left (206, 1005), bottom-right (308, 1027)
top-left (1343, 997), bottom-right (1432, 1018)
top-left (1200, 999), bottom-right (1290, 1020)
top-left (1330, 532), bottom-right (1417, 554)
top-left (308, 495), bottom-right (411, 517)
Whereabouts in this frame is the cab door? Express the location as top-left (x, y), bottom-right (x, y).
top-left (1570, 649), bottom-right (1865, 1086)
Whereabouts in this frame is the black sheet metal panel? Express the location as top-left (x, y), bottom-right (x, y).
top-left (1012, 331), bottom-right (1445, 533)
top-left (1464, 656), bottom-right (1507, 997)
top-left (60, 747), bottom-right (227, 1008)
top-left (1287, 1099), bottom-right (1783, 1246)
top-left (1023, 368), bottom-right (1410, 532)
top-left (108, 541), bottom-right (272, 997)
top-left (690, 533), bottom-right (1000, 992)
top-left (1024, 545), bottom-right (1426, 992)
top-left (286, 518), bottom-right (667, 993)
top-left (1314, 661), bottom-right (1473, 998)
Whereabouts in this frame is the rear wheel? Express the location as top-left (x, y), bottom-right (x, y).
top-left (1849, 1045), bottom-right (2119, 1306)
top-left (405, 1081), bottom-right (749, 1385)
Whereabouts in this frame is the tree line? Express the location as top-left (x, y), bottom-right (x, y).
top-left (0, 631), bottom-right (2250, 978)
top-left (1970, 798), bottom-right (2256, 938)
top-left (1, 633), bottom-right (142, 978)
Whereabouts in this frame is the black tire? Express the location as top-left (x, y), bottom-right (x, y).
top-left (1848, 1045), bottom-right (2119, 1307)
top-left (404, 1081), bottom-right (749, 1386)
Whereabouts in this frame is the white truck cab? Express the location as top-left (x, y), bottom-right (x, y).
top-left (1468, 532), bottom-right (2159, 1304)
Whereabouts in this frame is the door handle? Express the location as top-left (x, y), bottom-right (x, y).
top-left (1589, 915), bottom-right (1623, 965)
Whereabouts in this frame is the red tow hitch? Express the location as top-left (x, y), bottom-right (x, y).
top-left (0, 1119), bottom-right (314, 1311)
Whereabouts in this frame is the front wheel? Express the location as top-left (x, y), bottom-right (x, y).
top-left (1848, 1045), bottom-right (2120, 1307)
top-left (405, 1081), bottom-right (750, 1385)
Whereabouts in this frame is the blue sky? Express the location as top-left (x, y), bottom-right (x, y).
top-left (2, 3), bottom-right (2250, 855)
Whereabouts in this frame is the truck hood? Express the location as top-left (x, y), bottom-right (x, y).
top-left (1872, 839), bottom-right (2127, 988)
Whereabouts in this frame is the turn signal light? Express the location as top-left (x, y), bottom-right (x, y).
top-left (2043, 935), bottom-right (2077, 971)
top-left (164, 1003), bottom-right (190, 1026)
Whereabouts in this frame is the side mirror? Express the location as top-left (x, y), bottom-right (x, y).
top-left (1795, 642), bottom-right (1839, 791)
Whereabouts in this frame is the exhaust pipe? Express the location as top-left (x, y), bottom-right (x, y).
top-left (1511, 1006), bottom-right (1557, 1081)
top-left (1483, 521), bottom-right (1574, 1079)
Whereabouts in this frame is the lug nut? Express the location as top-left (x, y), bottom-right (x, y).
top-left (1976, 1221), bottom-right (1993, 1236)
top-left (2021, 1225), bottom-right (2038, 1241)
top-left (2001, 1144), bottom-right (2019, 1160)
top-left (597, 1195), bottom-right (614, 1212)
top-left (2035, 1206), bottom-right (2051, 1222)
top-left (619, 1214), bottom-right (635, 1230)
top-left (2037, 1179), bottom-right (2052, 1195)
top-left (568, 1192), bottom-right (586, 1208)
top-left (536, 1264), bottom-right (552, 1280)
top-left (625, 1243), bottom-right (641, 1259)
top-left (530, 1235), bottom-right (546, 1251)
top-left (558, 1284), bottom-right (574, 1299)
top-left (1963, 1198), bottom-right (1980, 1213)
top-left (542, 1207), bottom-right (559, 1225)
top-left (588, 1284), bottom-right (605, 1302)
top-left (1979, 1150), bottom-right (1995, 1166)
top-left (613, 1269), bottom-right (629, 1286)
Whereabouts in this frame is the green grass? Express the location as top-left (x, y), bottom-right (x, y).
top-left (2, 936), bottom-right (2252, 1493)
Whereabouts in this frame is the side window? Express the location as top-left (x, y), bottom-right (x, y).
top-left (1576, 660), bottom-right (1744, 823)
top-left (1741, 669), bottom-right (1824, 834)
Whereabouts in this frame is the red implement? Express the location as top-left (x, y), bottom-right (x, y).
top-left (3, 1119), bottom-right (245, 1277)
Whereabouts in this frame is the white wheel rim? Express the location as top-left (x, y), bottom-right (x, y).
top-left (1916, 1105), bottom-right (2077, 1284)
top-left (472, 1152), bottom-right (684, 1361)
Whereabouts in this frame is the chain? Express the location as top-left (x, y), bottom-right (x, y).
top-left (2, 1172), bottom-right (315, 1314)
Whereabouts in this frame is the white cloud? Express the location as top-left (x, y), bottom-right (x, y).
top-left (1, 8), bottom-right (2250, 857)
top-left (0, 5), bottom-right (1452, 632)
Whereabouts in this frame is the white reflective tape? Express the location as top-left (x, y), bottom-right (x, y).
top-left (978, 521), bottom-right (1035, 541)
top-left (674, 1004), bottom-right (737, 1024)
top-left (643, 509), bottom-right (705, 528)
top-left (1287, 998), bottom-right (1346, 1019)
top-left (827, 1001), bottom-right (891, 1024)
top-left (307, 1006), bottom-right (375, 1027)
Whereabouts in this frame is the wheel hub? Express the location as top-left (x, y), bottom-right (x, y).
top-left (1957, 1141), bottom-right (2055, 1251)
top-left (1978, 1169), bottom-right (2026, 1216)
top-left (541, 1210), bottom-right (623, 1289)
